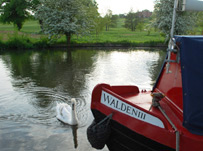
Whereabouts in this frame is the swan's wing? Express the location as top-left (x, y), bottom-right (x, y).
top-left (56, 103), bottom-right (71, 124)
top-left (56, 103), bottom-right (70, 112)
top-left (63, 103), bottom-right (71, 111)
top-left (61, 106), bottom-right (71, 117)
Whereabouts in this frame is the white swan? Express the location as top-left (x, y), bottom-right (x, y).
top-left (56, 98), bottom-right (78, 125)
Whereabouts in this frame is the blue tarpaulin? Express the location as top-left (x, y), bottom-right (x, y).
top-left (176, 36), bottom-right (203, 135)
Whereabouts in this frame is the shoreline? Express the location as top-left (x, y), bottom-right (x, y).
top-left (50, 43), bottom-right (167, 49)
top-left (0, 41), bottom-right (167, 51)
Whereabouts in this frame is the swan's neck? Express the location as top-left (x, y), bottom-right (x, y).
top-left (70, 105), bottom-right (78, 124)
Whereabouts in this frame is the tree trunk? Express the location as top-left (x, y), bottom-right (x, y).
top-left (65, 32), bottom-right (71, 47)
top-left (39, 20), bottom-right (43, 31)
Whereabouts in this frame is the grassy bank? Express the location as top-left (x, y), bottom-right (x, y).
top-left (0, 19), bottom-right (165, 50)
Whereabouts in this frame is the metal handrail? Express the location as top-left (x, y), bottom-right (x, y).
top-left (151, 92), bottom-right (180, 151)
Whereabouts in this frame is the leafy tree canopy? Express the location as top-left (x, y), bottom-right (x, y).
top-left (153, 0), bottom-right (197, 38)
top-left (196, 12), bottom-right (203, 34)
top-left (124, 9), bottom-right (139, 31)
top-left (104, 9), bottom-right (112, 31)
top-left (35, 0), bottom-right (98, 46)
top-left (110, 15), bottom-right (119, 28)
top-left (95, 16), bottom-right (105, 36)
top-left (0, 0), bottom-right (30, 30)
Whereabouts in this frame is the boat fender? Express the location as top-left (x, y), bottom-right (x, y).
top-left (87, 114), bottom-right (112, 149)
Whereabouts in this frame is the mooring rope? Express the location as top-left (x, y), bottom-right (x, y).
top-left (151, 92), bottom-right (180, 151)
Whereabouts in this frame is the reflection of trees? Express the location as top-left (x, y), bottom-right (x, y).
top-left (0, 49), bottom-right (166, 109)
top-left (147, 49), bottom-right (167, 87)
top-left (0, 49), bottom-right (96, 108)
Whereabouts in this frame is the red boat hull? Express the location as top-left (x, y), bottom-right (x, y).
top-left (90, 83), bottom-right (203, 151)
top-left (92, 109), bottom-right (175, 151)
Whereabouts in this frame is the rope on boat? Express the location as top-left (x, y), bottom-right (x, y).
top-left (151, 92), bottom-right (180, 151)
top-left (87, 113), bottom-right (113, 149)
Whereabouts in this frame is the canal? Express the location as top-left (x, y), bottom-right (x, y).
top-left (0, 48), bottom-right (166, 151)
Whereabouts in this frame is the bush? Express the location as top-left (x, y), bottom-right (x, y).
top-left (7, 37), bottom-right (33, 49)
top-left (33, 37), bottom-right (50, 49)
top-left (0, 32), bottom-right (50, 50)
top-left (6, 32), bottom-right (33, 49)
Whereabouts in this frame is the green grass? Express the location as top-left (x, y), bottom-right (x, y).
top-left (0, 20), bottom-right (41, 33)
top-left (0, 19), bottom-right (165, 48)
top-left (21, 20), bottom-right (41, 33)
top-left (70, 28), bottom-right (163, 44)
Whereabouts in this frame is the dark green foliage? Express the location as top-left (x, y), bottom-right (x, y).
top-left (33, 38), bottom-right (50, 49)
top-left (104, 9), bottom-right (112, 31)
top-left (196, 12), bottom-right (203, 34)
top-left (110, 15), bottom-right (119, 28)
top-left (6, 38), bottom-right (33, 49)
top-left (0, 0), bottom-right (30, 30)
top-left (0, 40), bottom-right (6, 51)
top-left (29, 0), bottom-right (40, 11)
top-left (95, 17), bottom-right (105, 36)
top-left (0, 34), bottom-right (50, 50)
top-left (124, 10), bottom-right (139, 31)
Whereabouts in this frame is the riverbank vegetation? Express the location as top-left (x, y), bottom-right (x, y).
top-left (0, 0), bottom-right (202, 50)
top-left (0, 18), bottom-right (165, 50)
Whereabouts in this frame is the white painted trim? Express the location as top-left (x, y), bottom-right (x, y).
top-left (101, 91), bottom-right (165, 128)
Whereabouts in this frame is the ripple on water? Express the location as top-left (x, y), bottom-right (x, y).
top-left (0, 85), bottom-right (89, 128)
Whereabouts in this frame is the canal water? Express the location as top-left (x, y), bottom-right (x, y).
top-left (0, 48), bottom-right (166, 151)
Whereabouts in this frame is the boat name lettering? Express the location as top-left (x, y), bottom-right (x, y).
top-left (101, 91), bottom-right (146, 120)
top-left (100, 90), bottom-right (165, 128)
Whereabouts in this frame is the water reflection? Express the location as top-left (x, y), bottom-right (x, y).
top-left (71, 125), bottom-right (78, 149)
top-left (146, 50), bottom-right (167, 86)
top-left (0, 48), bottom-right (166, 151)
top-left (86, 49), bottom-right (166, 91)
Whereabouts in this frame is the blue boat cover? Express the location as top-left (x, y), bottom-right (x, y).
top-left (175, 36), bottom-right (203, 135)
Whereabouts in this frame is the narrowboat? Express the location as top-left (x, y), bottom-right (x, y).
top-left (87, 0), bottom-right (203, 151)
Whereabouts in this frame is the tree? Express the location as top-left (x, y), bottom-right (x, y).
top-left (196, 12), bottom-right (203, 35)
top-left (124, 9), bottom-right (139, 31)
top-left (153, 0), bottom-right (197, 38)
top-left (110, 15), bottom-right (118, 28)
top-left (119, 14), bottom-right (126, 18)
top-left (136, 22), bottom-right (144, 32)
top-left (29, 0), bottom-right (40, 12)
top-left (95, 17), bottom-right (105, 36)
top-left (35, 0), bottom-right (98, 46)
top-left (138, 9), bottom-right (152, 18)
top-left (104, 9), bottom-right (112, 31)
top-left (0, 0), bottom-right (30, 30)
